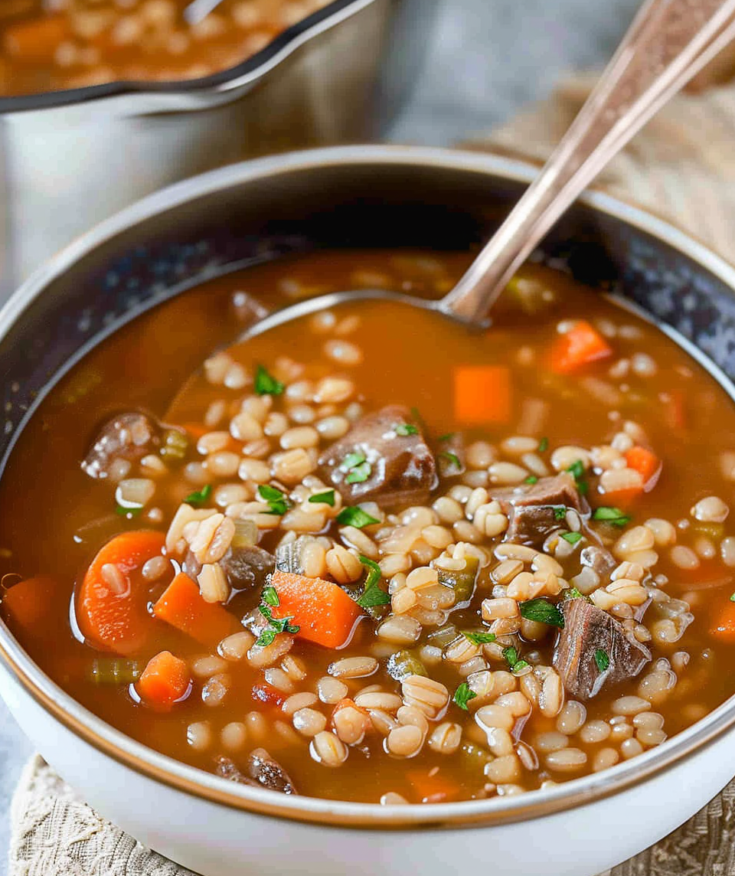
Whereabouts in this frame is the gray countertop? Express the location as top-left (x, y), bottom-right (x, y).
top-left (0, 0), bottom-right (643, 870)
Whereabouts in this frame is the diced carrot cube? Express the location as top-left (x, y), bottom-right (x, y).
top-left (137, 650), bottom-right (191, 708)
top-left (454, 365), bottom-right (511, 425)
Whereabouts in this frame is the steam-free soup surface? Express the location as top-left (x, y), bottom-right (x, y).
top-left (2, 250), bottom-right (735, 805)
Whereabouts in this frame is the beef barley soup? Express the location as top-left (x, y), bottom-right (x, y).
top-left (0, 0), bottom-right (332, 96)
top-left (3, 249), bottom-right (735, 805)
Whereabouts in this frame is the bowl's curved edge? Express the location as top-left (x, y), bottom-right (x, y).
top-left (1, 143), bottom-right (735, 830)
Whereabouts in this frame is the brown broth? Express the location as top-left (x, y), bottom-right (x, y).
top-left (2, 249), bottom-right (735, 804)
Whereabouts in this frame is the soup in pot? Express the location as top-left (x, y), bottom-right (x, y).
top-left (2, 249), bottom-right (735, 805)
top-left (0, 0), bottom-right (332, 95)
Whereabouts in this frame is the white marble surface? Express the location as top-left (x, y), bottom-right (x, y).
top-left (0, 0), bottom-right (643, 870)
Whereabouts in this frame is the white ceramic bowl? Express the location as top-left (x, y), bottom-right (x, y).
top-left (2, 146), bottom-right (735, 876)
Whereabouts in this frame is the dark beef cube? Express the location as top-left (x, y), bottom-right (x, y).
top-left (215, 750), bottom-right (297, 795)
top-left (580, 545), bottom-right (617, 583)
top-left (184, 545), bottom-right (274, 593)
top-left (491, 473), bottom-right (587, 546)
top-left (319, 405), bottom-right (436, 508)
top-left (246, 749), bottom-right (298, 795)
top-left (221, 545), bottom-right (274, 592)
top-left (81, 411), bottom-right (161, 479)
top-left (553, 599), bottom-right (651, 700)
top-left (215, 755), bottom-right (257, 788)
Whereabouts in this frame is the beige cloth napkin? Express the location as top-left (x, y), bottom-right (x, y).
top-left (11, 74), bottom-right (735, 875)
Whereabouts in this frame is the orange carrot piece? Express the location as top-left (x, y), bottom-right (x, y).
top-left (454, 365), bottom-right (511, 425)
top-left (597, 486), bottom-right (642, 508)
top-left (3, 16), bottom-right (70, 64)
top-left (270, 570), bottom-right (362, 649)
top-left (624, 446), bottom-right (661, 489)
top-left (710, 601), bottom-right (735, 641)
top-left (1, 577), bottom-right (60, 639)
top-left (137, 650), bottom-right (191, 708)
top-left (550, 320), bottom-right (612, 374)
top-left (407, 769), bottom-right (461, 804)
top-left (77, 530), bottom-right (166, 656)
top-left (153, 572), bottom-right (241, 647)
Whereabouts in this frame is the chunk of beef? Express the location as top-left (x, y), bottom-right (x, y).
top-left (184, 545), bottom-right (274, 593)
top-left (246, 748), bottom-right (297, 795)
top-left (491, 473), bottom-right (587, 547)
top-left (319, 405), bottom-right (436, 508)
top-left (580, 545), bottom-right (617, 583)
top-left (215, 750), bottom-right (297, 795)
top-left (553, 599), bottom-right (651, 700)
top-left (215, 755), bottom-right (257, 788)
top-left (82, 411), bottom-right (163, 479)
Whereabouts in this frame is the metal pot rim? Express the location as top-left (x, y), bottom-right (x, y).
top-left (0, 0), bottom-right (372, 116)
top-left (2, 143), bottom-right (735, 829)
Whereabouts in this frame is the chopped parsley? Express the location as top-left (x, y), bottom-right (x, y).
top-left (519, 598), bottom-right (565, 628)
top-left (453, 682), bottom-right (477, 711)
top-left (538, 437), bottom-right (549, 453)
top-left (342, 451), bottom-right (371, 484)
top-left (525, 475), bottom-right (539, 485)
top-left (564, 586), bottom-right (588, 601)
top-left (731, 593), bottom-right (735, 603)
top-left (395, 423), bottom-right (419, 436)
top-left (562, 531), bottom-right (583, 545)
top-left (356, 556), bottom-right (390, 608)
top-left (566, 459), bottom-right (588, 495)
top-left (503, 646), bottom-right (530, 673)
top-left (115, 504), bottom-right (143, 517)
top-left (440, 451), bottom-right (462, 470)
top-left (594, 649), bottom-right (610, 672)
top-left (254, 364), bottom-right (285, 396)
top-left (262, 586), bottom-right (280, 607)
top-left (258, 484), bottom-right (290, 516)
top-left (336, 506), bottom-right (380, 528)
top-left (185, 484), bottom-right (212, 506)
top-left (553, 506), bottom-right (567, 521)
top-left (308, 489), bottom-right (336, 507)
top-left (592, 506), bottom-right (631, 528)
top-left (438, 433), bottom-right (456, 442)
top-left (256, 600), bottom-right (300, 647)
top-left (463, 630), bottom-right (497, 646)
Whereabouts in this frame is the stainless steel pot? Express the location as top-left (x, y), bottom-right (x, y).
top-left (0, 0), bottom-right (437, 294)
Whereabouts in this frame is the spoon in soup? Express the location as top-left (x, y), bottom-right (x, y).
top-left (171, 0), bottom-right (735, 416)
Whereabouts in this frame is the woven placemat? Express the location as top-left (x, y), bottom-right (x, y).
top-left (10, 72), bottom-right (735, 876)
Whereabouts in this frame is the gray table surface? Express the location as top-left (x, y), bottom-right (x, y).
top-left (0, 0), bottom-right (645, 870)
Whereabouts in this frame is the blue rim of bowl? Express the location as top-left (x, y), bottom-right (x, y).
top-left (0, 0), bottom-right (367, 114)
top-left (1, 144), bottom-right (734, 829)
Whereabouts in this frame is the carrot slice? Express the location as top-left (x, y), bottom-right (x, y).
top-left (137, 650), bottom-right (191, 709)
top-left (1, 577), bottom-right (61, 639)
top-left (454, 365), bottom-right (511, 425)
top-left (550, 320), bottom-right (612, 373)
top-left (77, 530), bottom-right (166, 656)
top-left (407, 769), bottom-right (461, 804)
top-left (270, 570), bottom-right (362, 649)
top-left (153, 572), bottom-right (241, 647)
top-left (3, 16), bottom-right (69, 64)
top-left (710, 600), bottom-right (735, 641)
top-left (624, 446), bottom-right (661, 490)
